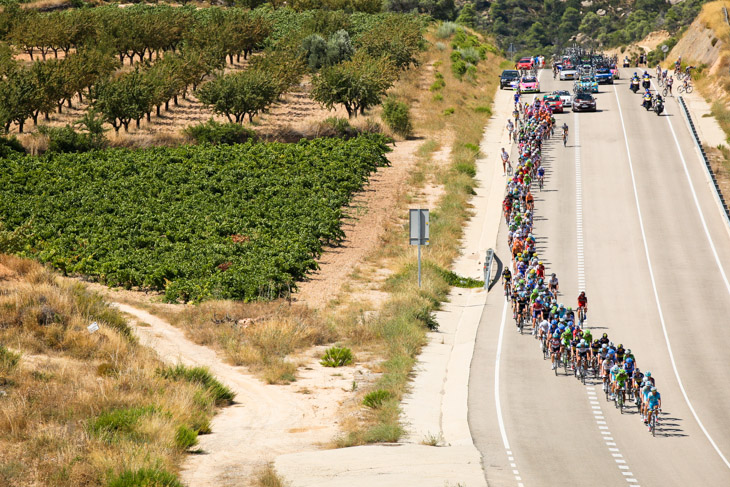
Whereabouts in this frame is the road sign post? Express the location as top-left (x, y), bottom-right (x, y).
top-left (661, 44), bottom-right (668, 62)
top-left (409, 209), bottom-right (430, 288)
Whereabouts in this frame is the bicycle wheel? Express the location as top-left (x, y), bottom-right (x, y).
top-left (619, 393), bottom-right (623, 414)
top-left (651, 414), bottom-right (656, 437)
top-left (677, 86), bottom-right (685, 94)
top-left (662, 88), bottom-right (668, 97)
top-left (554, 359), bottom-right (558, 376)
top-left (686, 85), bottom-right (693, 94)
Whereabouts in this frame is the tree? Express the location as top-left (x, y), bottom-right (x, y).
top-left (579, 12), bottom-right (601, 35)
top-left (456, 2), bottom-right (477, 28)
top-left (355, 15), bottom-right (423, 69)
top-left (311, 52), bottom-right (396, 118)
top-left (0, 68), bottom-right (40, 133)
top-left (302, 30), bottom-right (354, 70)
top-left (197, 68), bottom-right (279, 123)
top-left (559, 7), bottom-right (581, 38)
top-left (92, 69), bottom-right (153, 132)
top-left (302, 34), bottom-right (329, 70)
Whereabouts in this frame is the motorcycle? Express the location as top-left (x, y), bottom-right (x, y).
top-left (642, 96), bottom-right (653, 111)
top-left (630, 79), bottom-right (640, 93)
top-left (642, 79), bottom-right (651, 90)
top-left (654, 100), bottom-right (664, 116)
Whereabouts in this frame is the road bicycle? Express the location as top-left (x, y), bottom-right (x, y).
top-left (563, 132), bottom-right (568, 147)
top-left (562, 349), bottom-right (570, 375)
top-left (576, 357), bottom-right (587, 385)
top-left (506, 159), bottom-right (513, 175)
top-left (649, 406), bottom-right (660, 436)
top-left (614, 384), bottom-right (625, 413)
top-left (541, 336), bottom-right (549, 360)
top-left (538, 175), bottom-right (544, 191)
top-left (677, 82), bottom-right (693, 94)
top-left (603, 374), bottom-right (611, 401)
top-left (504, 280), bottom-right (512, 301)
top-left (577, 306), bottom-right (587, 325)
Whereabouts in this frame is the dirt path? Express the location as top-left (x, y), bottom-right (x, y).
top-left (114, 303), bottom-right (362, 487)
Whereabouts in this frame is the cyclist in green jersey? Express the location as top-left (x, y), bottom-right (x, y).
top-left (614, 367), bottom-right (629, 400)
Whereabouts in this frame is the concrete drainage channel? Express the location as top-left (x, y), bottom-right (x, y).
top-left (677, 95), bottom-right (730, 228)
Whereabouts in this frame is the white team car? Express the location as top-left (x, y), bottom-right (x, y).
top-left (552, 89), bottom-right (572, 107)
top-left (559, 67), bottom-right (577, 81)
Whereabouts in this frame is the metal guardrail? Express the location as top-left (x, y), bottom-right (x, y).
top-left (483, 249), bottom-right (494, 290)
top-left (677, 96), bottom-right (730, 227)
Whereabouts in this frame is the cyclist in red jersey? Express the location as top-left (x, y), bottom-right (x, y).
top-left (577, 291), bottom-right (588, 322)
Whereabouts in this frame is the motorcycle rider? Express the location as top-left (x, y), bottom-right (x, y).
top-left (630, 73), bottom-right (640, 93)
top-left (654, 94), bottom-right (664, 115)
top-left (642, 72), bottom-right (651, 90)
top-left (642, 90), bottom-right (653, 110)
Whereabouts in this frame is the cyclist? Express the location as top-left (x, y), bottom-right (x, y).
top-left (537, 317), bottom-right (550, 342)
top-left (601, 353), bottom-right (614, 392)
top-left (646, 388), bottom-right (661, 430)
top-left (615, 343), bottom-right (626, 365)
top-left (550, 332), bottom-right (562, 370)
top-left (502, 267), bottom-right (512, 298)
top-left (548, 273), bottom-right (559, 295)
top-left (576, 338), bottom-right (590, 374)
top-left (684, 64), bottom-right (695, 79)
top-left (598, 332), bottom-right (609, 347)
top-left (506, 119), bottom-right (514, 140)
top-left (632, 367), bottom-right (644, 403)
top-left (590, 339), bottom-right (602, 371)
top-left (562, 123), bottom-right (568, 147)
top-left (537, 165), bottom-right (545, 188)
top-left (501, 147), bottom-right (510, 174)
top-left (561, 326), bottom-right (573, 365)
top-left (577, 291), bottom-right (588, 322)
top-left (614, 366), bottom-right (629, 403)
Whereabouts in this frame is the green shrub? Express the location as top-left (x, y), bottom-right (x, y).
top-left (443, 107), bottom-right (455, 116)
top-left (107, 468), bottom-right (183, 487)
top-left (0, 136), bottom-right (24, 157)
top-left (321, 117), bottom-right (359, 138)
top-left (175, 425), bottom-right (199, 450)
top-left (432, 93), bottom-right (443, 102)
top-left (0, 345), bottom-right (20, 372)
top-left (320, 346), bottom-right (354, 367)
top-left (381, 98), bottom-right (413, 138)
top-left (458, 47), bottom-right (480, 65)
top-left (184, 120), bottom-right (257, 145)
top-left (451, 59), bottom-right (467, 78)
top-left (436, 22), bottom-right (458, 39)
top-left (89, 406), bottom-right (156, 441)
top-left (158, 365), bottom-right (235, 405)
top-left (363, 389), bottom-right (391, 408)
top-left (39, 111), bottom-right (107, 153)
top-left (474, 106), bottom-right (491, 114)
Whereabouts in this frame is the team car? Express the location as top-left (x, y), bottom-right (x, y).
top-left (559, 66), bottom-right (577, 80)
top-left (519, 75), bottom-right (540, 93)
top-left (575, 75), bottom-right (599, 93)
top-left (516, 57), bottom-right (534, 70)
top-left (552, 89), bottom-right (572, 107)
top-left (595, 67), bottom-right (614, 84)
top-left (609, 64), bottom-right (620, 79)
top-left (542, 94), bottom-right (564, 113)
top-left (499, 69), bottom-right (521, 89)
top-left (572, 92), bottom-right (597, 112)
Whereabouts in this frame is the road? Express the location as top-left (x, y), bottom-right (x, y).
top-left (468, 70), bottom-right (730, 486)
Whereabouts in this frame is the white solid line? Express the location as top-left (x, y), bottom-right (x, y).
top-left (495, 300), bottom-right (510, 450)
top-left (614, 86), bottom-right (730, 471)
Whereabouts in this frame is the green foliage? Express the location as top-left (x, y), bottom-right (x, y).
top-left (0, 136), bottom-right (24, 157)
top-left (436, 21), bottom-right (458, 39)
top-left (320, 346), bottom-right (354, 367)
top-left (184, 120), bottom-right (257, 145)
top-left (381, 97), bottom-right (413, 138)
top-left (158, 365), bottom-right (235, 405)
top-left (355, 14), bottom-right (423, 69)
top-left (321, 116), bottom-right (359, 137)
top-left (107, 468), bottom-right (183, 487)
top-left (456, 2), bottom-right (477, 28)
top-left (302, 29), bottom-right (354, 70)
top-left (484, 0), bottom-right (704, 54)
top-left (362, 389), bottom-right (391, 408)
top-left (312, 52), bottom-right (397, 118)
top-left (0, 345), bottom-right (20, 373)
top-left (0, 136), bottom-right (390, 302)
top-left (175, 425), bottom-right (199, 450)
top-left (89, 406), bottom-right (157, 442)
top-left (197, 68), bottom-right (279, 124)
top-left (39, 122), bottom-right (106, 154)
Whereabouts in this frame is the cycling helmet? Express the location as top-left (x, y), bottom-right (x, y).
top-left (625, 357), bottom-right (634, 363)
top-left (611, 365), bottom-right (619, 373)
top-left (551, 320), bottom-right (558, 325)
top-left (567, 307), bottom-right (573, 311)
top-left (627, 349), bottom-right (632, 354)
top-left (553, 333), bottom-right (560, 338)
top-left (607, 350), bottom-right (615, 356)
top-left (645, 371), bottom-right (651, 377)
top-left (538, 261), bottom-right (543, 265)
top-left (602, 333), bottom-right (608, 339)
top-left (618, 343), bottom-right (623, 348)
top-left (609, 341), bottom-right (614, 348)
top-left (580, 339), bottom-right (586, 345)
top-left (551, 273), bottom-right (556, 277)
top-left (651, 387), bottom-right (657, 392)
top-left (635, 368), bottom-right (640, 373)
top-left (601, 344), bottom-right (607, 350)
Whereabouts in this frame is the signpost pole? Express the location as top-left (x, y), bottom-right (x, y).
top-left (409, 209), bottom-right (429, 289)
top-left (417, 244), bottom-right (422, 288)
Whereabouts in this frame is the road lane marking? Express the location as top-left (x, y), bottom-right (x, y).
top-left (574, 111), bottom-right (586, 292)
top-left (496, 298), bottom-right (525, 485)
top-left (613, 85), bottom-right (730, 471)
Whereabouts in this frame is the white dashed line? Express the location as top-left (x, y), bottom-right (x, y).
top-left (573, 111), bottom-right (586, 292)
top-left (586, 385), bottom-right (640, 484)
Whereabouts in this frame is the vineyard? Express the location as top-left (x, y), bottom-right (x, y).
top-left (0, 135), bottom-right (391, 302)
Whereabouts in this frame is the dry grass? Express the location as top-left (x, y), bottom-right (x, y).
top-left (253, 463), bottom-right (288, 487)
top-left (698, 1), bottom-right (730, 44)
top-left (0, 255), bottom-right (224, 486)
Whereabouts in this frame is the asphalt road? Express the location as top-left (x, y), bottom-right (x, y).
top-left (468, 70), bottom-right (730, 486)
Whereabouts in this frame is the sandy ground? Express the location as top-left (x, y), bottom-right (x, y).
top-left (274, 62), bottom-right (514, 487)
top-left (114, 303), bottom-right (376, 487)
